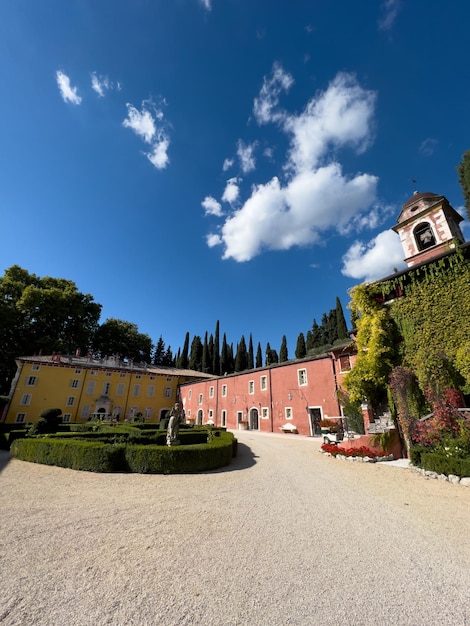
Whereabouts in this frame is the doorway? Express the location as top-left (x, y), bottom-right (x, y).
top-left (249, 408), bottom-right (259, 430)
top-left (308, 407), bottom-right (322, 436)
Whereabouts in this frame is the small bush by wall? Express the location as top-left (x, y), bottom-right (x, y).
top-left (419, 451), bottom-right (470, 478)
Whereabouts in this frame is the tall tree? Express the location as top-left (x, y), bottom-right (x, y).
top-left (188, 335), bottom-right (203, 371)
top-left (163, 345), bottom-right (174, 366)
top-left (280, 335), bottom-right (288, 362)
top-left (311, 319), bottom-right (322, 348)
top-left (153, 336), bottom-right (165, 365)
top-left (306, 330), bottom-right (314, 352)
top-left (201, 332), bottom-right (209, 373)
top-left (212, 320), bottom-right (220, 376)
top-left (248, 334), bottom-right (254, 370)
top-left (208, 334), bottom-right (214, 374)
top-left (335, 296), bottom-right (349, 340)
top-left (265, 343), bottom-right (278, 365)
top-left (178, 332), bottom-right (190, 369)
top-left (320, 313), bottom-right (330, 346)
top-left (220, 333), bottom-right (229, 375)
top-left (235, 335), bottom-right (248, 372)
top-left (327, 309), bottom-right (338, 345)
top-left (457, 149), bottom-right (470, 221)
top-left (295, 332), bottom-right (306, 359)
top-left (256, 342), bottom-right (263, 368)
top-left (94, 319), bottom-right (153, 362)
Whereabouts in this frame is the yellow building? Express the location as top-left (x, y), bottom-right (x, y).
top-left (3, 354), bottom-right (213, 425)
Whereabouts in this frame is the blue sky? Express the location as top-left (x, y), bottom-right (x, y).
top-left (1, 0), bottom-right (469, 359)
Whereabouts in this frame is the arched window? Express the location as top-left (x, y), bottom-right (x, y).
top-left (414, 222), bottom-right (436, 251)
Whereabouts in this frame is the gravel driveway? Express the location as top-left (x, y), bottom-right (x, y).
top-left (1, 431), bottom-right (469, 625)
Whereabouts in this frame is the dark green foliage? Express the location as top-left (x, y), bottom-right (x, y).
top-left (11, 430), bottom-right (237, 474)
top-left (202, 332), bottom-right (209, 373)
top-left (153, 336), bottom-right (166, 365)
top-left (335, 297), bottom-right (349, 339)
top-left (212, 321), bottom-right (220, 376)
top-left (419, 451), bottom-right (470, 478)
top-left (295, 333), bottom-right (306, 359)
top-left (235, 335), bottom-right (248, 372)
top-left (188, 335), bottom-right (203, 371)
top-left (94, 318), bottom-right (153, 363)
top-left (265, 343), bottom-right (278, 365)
top-left (457, 149), bottom-right (470, 221)
top-left (279, 335), bottom-right (288, 362)
top-left (177, 332), bottom-right (190, 369)
top-left (248, 334), bottom-right (254, 370)
top-left (256, 343), bottom-right (263, 368)
top-left (409, 445), bottom-right (429, 467)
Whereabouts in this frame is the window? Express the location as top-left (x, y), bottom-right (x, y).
top-left (102, 382), bottom-right (110, 395)
top-left (209, 409), bottom-right (214, 421)
top-left (26, 376), bottom-right (37, 386)
top-left (62, 413), bottom-right (72, 423)
top-left (187, 409), bottom-right (191, 419)
top-left (66, 396), bottom-right (75, 407)
top-left (15, 413), bottom-right (26, 423)
top-left (164, 387), bottom-right (172, 398)
top-left (248, 380), bottom-right (254, 394)
top-left (106, 372), bottom-right (112, 377)
top-left (198, 393), bottom-right (203, 405)
top-left (261, 407), bottom-right (269, 420)
top-left (285, 407), bottom-right (293, 420)
top-left (81, 405), bottom-right (91, 419)
top-left (188, 390), bottom-right (192, 400)
top-left (147, 385), bottom-right (155, 398)
top-left (222, 385), bottom-right (227, 397)
top-left (128, 406), bottom-right (137, 418)
top-left (149, 376), bottom-right (155, 381)
top-left (166, 377), bottom-right (172, 382)
top-left (144, 407), bottom-right (153, 419)
top-left (20, 394), bottom-right (31, 406)
top-left (86, 381), bottom-right (96, 395)
top-left (298, 369), bottom-right (308, 386)
top-left (91, 370), bottom-right (97, 376)
top-left (221, 410), bottom-right (227, 427)
top-left (237, 411), bottom-right (243, 422)
top-left (132, 384), bottom-right (140, 397)
top-left (135, 375), bottom-right (142, 380)
top-left (260, 376), bottom-right (267, 391)
top-left (119, 373), bottom-right (126, 378)
top-left (339, 355), bottom-right (352, 373)
top-left (32, 365), bottom-right (40, 371)
top-left (414, 222), bottom-right (436, 251)
top-left (209, 386), bottom-right (214, 398)
top-left (71, 379), bottom-right (80, 389)
top-left (74, 369), bottom-right (82, 374)
top-left (116, 383), bottom-right (125, 396)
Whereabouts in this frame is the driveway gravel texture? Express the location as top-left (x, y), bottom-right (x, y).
top-left (0, 431), bottom-right (469, 626)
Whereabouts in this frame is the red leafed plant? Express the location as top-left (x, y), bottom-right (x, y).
top-left (321, 443), bottom-right (388, 458)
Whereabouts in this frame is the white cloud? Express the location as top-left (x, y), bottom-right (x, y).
top-left (207, 233), bottom-right (222, 247)
top-left (222, 158), bottom-right (234, 172)
top-left (222, 178), bottom-right (240, 204)
top-left (123, 103), bottom-right (156, 143)
top-left (341, 230), bottom-right (405, 282)
top-left (123, 101), bottom-right (171, 170)
top-left (237, 140), bottom-right (257, 174)
top-left (204, 67), bottom-right (382, 262)
top-left (202, 196), bottom-right (223, 217)
top-left (56, 70), bottom-right (82, 105)
top-left (253, 62), bottom-right (294, 125)
top-left (91, 72), bottom-right (113, 97)
top-left (146, 135), bottom-right (170, 170)
top-left (199, 0), bottom-right (211, 10)
top-left (378, 0), bottom-right (401, 31)
top-left (284, 72), bottom-right (376, 174)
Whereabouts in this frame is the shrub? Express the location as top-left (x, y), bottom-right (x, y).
top-left (321, 443), bottom-right (388, 458)
top-left (420, 451), bottom-right (470, 478)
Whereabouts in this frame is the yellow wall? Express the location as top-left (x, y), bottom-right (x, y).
top-left (5, 360), bottom-right (186, 424)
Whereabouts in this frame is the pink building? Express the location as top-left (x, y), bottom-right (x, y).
top-left (179, 346), bottom-right (356, 437)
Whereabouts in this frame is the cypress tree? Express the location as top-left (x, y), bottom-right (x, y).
top-left (327, 309), bottom-right (338, 345)
top-left (208, 334), bottom-right (214, 374)
top-left (189, 335), bottom-right (203, 371)
top-left (235, 335), bottom-right (248, 372)
top-left (295, 332), bottom-right (306, 359)
top-left (311, 319), bottom-right (322, 348)
top-left (336, 296), bottom-right (349, 339)
top-left (248, 334), bottom-right (254, 370)
top-left (220, 333), bottom-right (229, 375)
top-left (201, 332), bottom-right (209, 372)
top-left (163, 346), bottom-right (173, 366)
top-left (256, 342), bottom-right (263, 368)
top-left (280, 335), bottom-right (288, 362)
top-left (153, 335), bottom-right (165, 365)
top-left (320, 313), bottom-right (329, 345)
top-left (306, 330), bottom-right (314, 352)
top-left (212, 320), bottom-right (220, 375)
top-left (179, 332), bottom-right (190, 369)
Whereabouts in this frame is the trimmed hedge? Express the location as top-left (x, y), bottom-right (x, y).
top-left (10, 431), bottom-right (237, 474)
top-left (420, 451), bottom-right (470, 478)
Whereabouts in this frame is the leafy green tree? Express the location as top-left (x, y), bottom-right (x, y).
top-left (94, 319), bottom-right (153, 362)
top-left (265, 343), bottom-right (278, 365)
top-left (295, 332), bottom-right (306, 359)
top-left (163, 345), bottom-right (174, 366)
top-left (0, 265), bottom-right (101, 393)
top-left (335, 297), bottom-right (349, 340)
top-left (457, 149), bottom-right (470, 221)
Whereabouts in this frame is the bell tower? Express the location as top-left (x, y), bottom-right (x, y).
top-left (392, 191), bottom-right (465, 267)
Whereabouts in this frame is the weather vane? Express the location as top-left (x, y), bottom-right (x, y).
top-left (411, 178), bottom-right (418, 192)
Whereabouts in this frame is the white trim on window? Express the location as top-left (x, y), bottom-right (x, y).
top-left (15, 413), bottom-right (26, 423)
top-left (20, 394), bottom-right (32, 406)
top-left (26, 376), bottom-right (37, 386)
top-left (248, 380), bottom-right (254, 394)
top-left (260, 375), bottom-right (267, 391)
top-left (298, 368), bottom-right (308, 386)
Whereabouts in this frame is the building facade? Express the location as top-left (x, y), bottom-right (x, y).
top-left (3, 354), bottom-right (212, 425)
top-left (180, 347), bottom-right (356, 437)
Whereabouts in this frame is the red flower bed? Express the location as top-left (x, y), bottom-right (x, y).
top-left (321, 443), bottom-right (389, 458)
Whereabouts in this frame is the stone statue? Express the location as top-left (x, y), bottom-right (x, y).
top-left (166, 403), bottom-right (181, 446)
